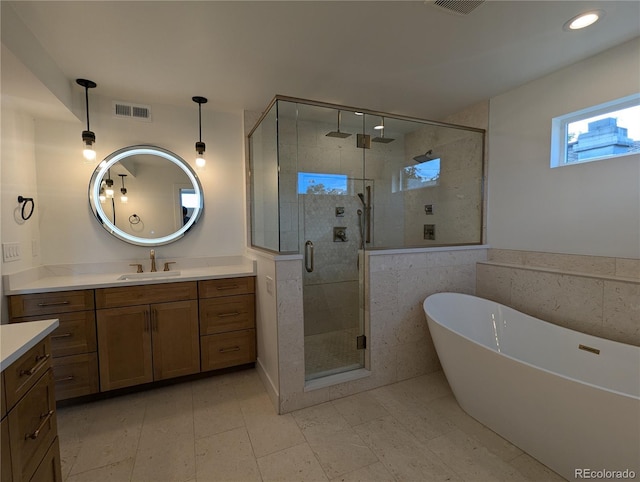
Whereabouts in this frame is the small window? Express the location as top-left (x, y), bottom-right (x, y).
top-left (298, 172), bottom-right (348, 195)
top-left (400, 159), bottom-right (440, 191)
top-left (550, 93), bottom-right (640, 168)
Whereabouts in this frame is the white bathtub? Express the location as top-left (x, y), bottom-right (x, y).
top-left (423, 292), bottom-right (640, 482)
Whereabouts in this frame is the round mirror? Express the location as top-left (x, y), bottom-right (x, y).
top-left (88, 145), bottom-right (204, 246)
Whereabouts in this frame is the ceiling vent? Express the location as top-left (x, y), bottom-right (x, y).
top-left (431, 0), bottom-right (485, 16)
top-left (113, 101), bottom-right (152, 122)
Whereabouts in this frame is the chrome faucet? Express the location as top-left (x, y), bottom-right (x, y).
top-left (150, 249), bottom-right (157, 272)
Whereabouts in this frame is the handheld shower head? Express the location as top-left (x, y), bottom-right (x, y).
top-left (357, 193), bottom-right (366, 205)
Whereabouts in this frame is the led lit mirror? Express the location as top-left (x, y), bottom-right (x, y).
top-left (88, 145), bottom-right (203, 246)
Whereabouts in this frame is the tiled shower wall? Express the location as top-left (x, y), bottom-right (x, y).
top-left (477, 249), bottom-right (640, 347)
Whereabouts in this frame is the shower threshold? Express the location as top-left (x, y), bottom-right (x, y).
top-left (304, 367), bottom-right (371, 392)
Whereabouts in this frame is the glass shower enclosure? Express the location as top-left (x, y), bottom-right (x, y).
top-left (248, 96), bottom-right (485, 381)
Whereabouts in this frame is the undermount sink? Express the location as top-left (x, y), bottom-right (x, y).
top-left (117, 271), bottom-right (181, 281)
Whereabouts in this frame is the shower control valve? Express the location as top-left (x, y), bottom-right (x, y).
top-left (333, 227), bottom-right (348, 242)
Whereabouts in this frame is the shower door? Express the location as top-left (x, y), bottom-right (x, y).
top-left (295, 103), bottom-right (369, 381)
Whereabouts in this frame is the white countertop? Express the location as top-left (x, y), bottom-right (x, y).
top-left (3, 257), bottom-right (257, 295)
top-left (1, 319), bottom-right (59, 372)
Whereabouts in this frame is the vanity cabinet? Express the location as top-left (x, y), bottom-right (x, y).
top-left (8, 291), bottom-right (99, 401)
top-left (7, 275), bottom-right (255, 400)
top-left (2, 337), bottom-right (62, 482)
top-left (198, 277), bottom-right (256, 371)
top-left (95, 282), bottom-right (200, 391)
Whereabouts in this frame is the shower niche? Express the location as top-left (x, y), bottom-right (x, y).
top-left (248, 96), bottom-right (484, 381)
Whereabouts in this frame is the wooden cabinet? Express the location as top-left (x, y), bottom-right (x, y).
top-left (9, 292), bottom-right (99, 401)
top-left (2, 336), bottom-right (61, 482)
top-left (199, 277), bottom-right (256, 371)
top-left (7, 275), bottom-right (255, 400)
top-left (96, 283), bottom-right (199, 391)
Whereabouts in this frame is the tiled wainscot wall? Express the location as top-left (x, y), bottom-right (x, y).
top-left (273, 246), bottom-right (487, 414)
top-left (476, 249), bottom-right (640, 347)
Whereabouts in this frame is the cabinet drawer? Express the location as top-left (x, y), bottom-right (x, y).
top-left (8, 369), bottom-right (57, 482)
top-left (96, 282), bottom-right (197, 308)
top-left (198, 277), bottom-right (255, 299)
top-left (12, 312), bottom-right (97, 358)
top-left (201, 329), bottom-right (256, 371)
top-left (52, 353), bottom-right (99, 401)
top-left (4, 339), bottom-right (52, 410)
top-left (29, 436), bottom-right (61, 482)
top-left (199, 295), bottom-right (255, 335)
top-left (9, 291), bottom-right (94, 318)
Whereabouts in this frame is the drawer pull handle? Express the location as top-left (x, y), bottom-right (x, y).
top-left (219, 346), bottom-right (241, 353)
top-left (36, 301), bottom-right (70, 307)
top-left (216, 285), bottom-right (239, 291)
top-left (55, 376), bottom-right (75, 382)
top-left (217, 312), bottom-right (241, 318)
top-left (20, 354), bottom-right (50, 377)
top-left (51, 333), bottom-right (73, 339)
top-left (25, 410), bottom-right (54, 440)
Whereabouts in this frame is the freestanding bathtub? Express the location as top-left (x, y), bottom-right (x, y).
top-left (423, 292), bottom-right (639, 482)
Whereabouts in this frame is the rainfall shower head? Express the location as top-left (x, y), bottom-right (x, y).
top-left (372, 135), bottom-right (395, 144)
top-left (326, 110), bottom-right (352, 138)
top-left (371, 116), bottom-right (394, 143)
top-left (413, 149), bottom-right (437, 163)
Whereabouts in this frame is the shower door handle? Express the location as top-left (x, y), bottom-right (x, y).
top-left (304, 240), bottom-right (314, 273)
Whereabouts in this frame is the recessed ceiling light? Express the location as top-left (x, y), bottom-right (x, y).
top-left (564, 10), bottom-right (604, 31)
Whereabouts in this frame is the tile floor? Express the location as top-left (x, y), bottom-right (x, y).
top-left (57, 368), bottom-right (565, 482)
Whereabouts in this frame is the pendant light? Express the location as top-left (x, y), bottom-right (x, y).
top-left (119, 174), bottom-right (128, 204)
top-left (192, 96), bottom-right (208, 169)
top-left (104, 170), bottom-right (114, 198)
top-left (76, 79), bottom-right (97, 162)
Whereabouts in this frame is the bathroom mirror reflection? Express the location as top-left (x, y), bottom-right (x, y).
top-left (88, 145), bottom-right (204, 246)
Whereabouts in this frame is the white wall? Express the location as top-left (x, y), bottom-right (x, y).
top-left (488, 38), bottom-right (640, 259)
top-left (31, 93), bottom-right (246, 265)
top-left (1, 106), bottom-right (41, 274)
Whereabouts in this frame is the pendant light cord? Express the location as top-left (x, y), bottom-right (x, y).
top-left (84, 86), bottom-right (91, 131)
top-left (198, 103), bottom-right (202, 142)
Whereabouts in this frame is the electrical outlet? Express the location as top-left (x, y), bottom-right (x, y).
top-left (424, 204), bottom-right (434, 215)
top-left (2, 242), bottom-right (22, 262)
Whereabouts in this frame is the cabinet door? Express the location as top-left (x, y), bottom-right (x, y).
top-left (97, 306), bottom-right (153, 391)
top-left (151, 300), bottom-right (200, 381)
top-left (1, 417), bottom-right (11, 482)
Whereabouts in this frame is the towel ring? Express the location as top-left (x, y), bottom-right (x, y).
top-left (17, 196), bottom-right (35, 221)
